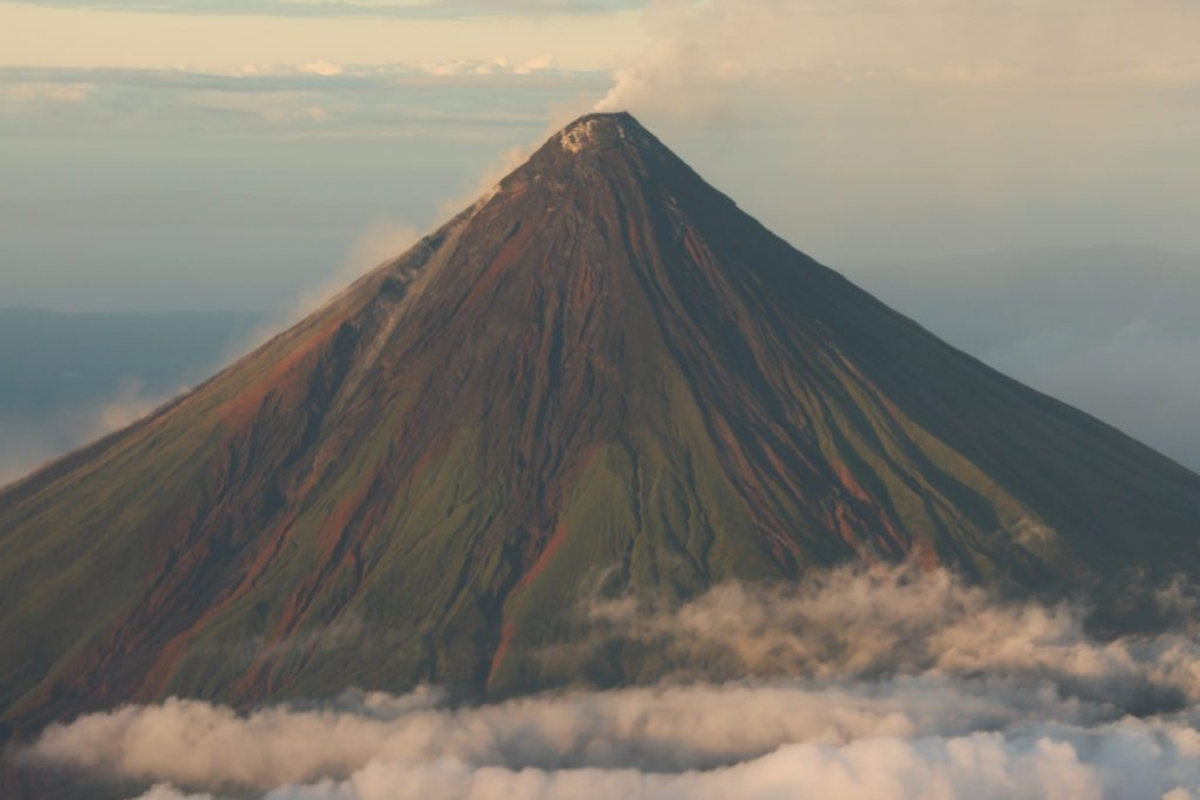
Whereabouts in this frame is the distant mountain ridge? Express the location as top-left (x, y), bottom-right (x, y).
top-left (2, 113), bottom-right (1198, 746)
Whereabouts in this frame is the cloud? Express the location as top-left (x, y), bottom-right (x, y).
top-left (298, 59), bottom-right (343, 77)
top-left (6, 0), bottom-right (647, 19)
top-left (514, 56), bottom-right (554, 75)
top-left (21, 563), bottom-right (1200, 800)
top-left (0, 81), bottom-right (93, 103)
top-left (20, 680), bottom-right (1185, 796)
top-left (575, 562), bottom-right (1200, 710)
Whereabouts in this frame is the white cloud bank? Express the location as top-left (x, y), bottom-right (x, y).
top-left (21, 564), bottom-right (1200, 800)
top-left (33, 682), bottom-right (1200, 800)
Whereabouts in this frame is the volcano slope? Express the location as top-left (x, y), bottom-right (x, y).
top-left (2, 113), bottom-right (1199, 738)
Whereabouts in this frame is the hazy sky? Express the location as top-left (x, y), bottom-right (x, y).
top-left (2, 0), bottom-right (1198, 311)
top-left (3, 0), bottom-right (1200, 475)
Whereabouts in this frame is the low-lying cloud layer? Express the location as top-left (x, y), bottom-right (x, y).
top-left (21, 564), bottom-right (1200, 799)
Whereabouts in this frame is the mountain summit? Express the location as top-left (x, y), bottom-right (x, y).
top-left (3, 112), bottom-right (1199, 736)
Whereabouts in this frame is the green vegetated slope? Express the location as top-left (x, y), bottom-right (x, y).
top-left (2, 113), bottom-right (1199, 738)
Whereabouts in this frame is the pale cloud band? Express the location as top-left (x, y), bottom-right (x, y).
top-left (3, 0), bottom-right (647, 19)
top-left (0, 2), bottom-right (648, 71)
top-left (21, 563), bottom-right (1200, 799)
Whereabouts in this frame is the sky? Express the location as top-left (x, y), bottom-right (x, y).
top-left (1, 0), bottom-right (1200, 473)
top-left (2, 0), bottom-right (1199, 311)
top-left (6, 8), bottom-right (1200, 797)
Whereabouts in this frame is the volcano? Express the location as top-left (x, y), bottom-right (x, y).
top-left (3, 113), bottom-right (1199, 739)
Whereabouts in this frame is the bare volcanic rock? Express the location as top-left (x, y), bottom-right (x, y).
top-left (2, 113), bottom-right (1199, 739)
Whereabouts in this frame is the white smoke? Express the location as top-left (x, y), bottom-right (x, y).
top-left (20, 564), bottom-right (1200, 800)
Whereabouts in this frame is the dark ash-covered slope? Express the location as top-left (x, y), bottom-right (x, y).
top-left (2, 113), bottom-right (1199, 740)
